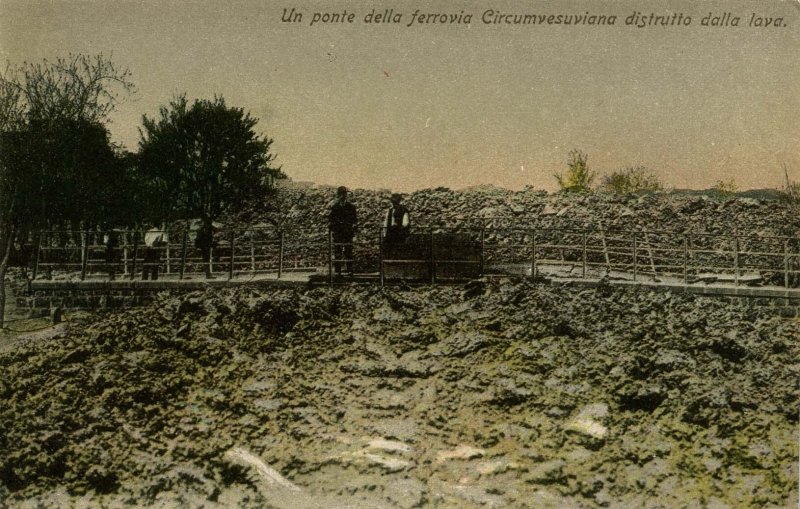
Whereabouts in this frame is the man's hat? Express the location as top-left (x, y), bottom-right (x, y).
top-left (337, 186), bottom-right (348, 196)
top-left (390, 193), bottom-right (403, 202)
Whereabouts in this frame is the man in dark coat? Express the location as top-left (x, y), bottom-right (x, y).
top-left (329, 186), bottom-right (358, 275)
top-left (103, 229), bottom-right (119, 280)
top-left (142, 225), bottom-right (166, 280)
top-left (384, 193), bottom-right (410, 256)
top-left (195, 221), bottom-right (216, 278)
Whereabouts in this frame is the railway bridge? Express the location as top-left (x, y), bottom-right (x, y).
top-left (13, 224), bottom-right (800, 317)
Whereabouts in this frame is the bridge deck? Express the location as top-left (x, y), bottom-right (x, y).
top-left (26, 265), bottom-right (800, 301)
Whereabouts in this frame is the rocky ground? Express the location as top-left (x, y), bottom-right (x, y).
top-left (1, 280), bottom-right (798, 508)
top-left (262, 186), bottom-right (800, 283)
top-left (268, 185), bottom-right (799, 238)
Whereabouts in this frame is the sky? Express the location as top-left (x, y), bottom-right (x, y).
top-left (1, 0), bottom-right (798, 192)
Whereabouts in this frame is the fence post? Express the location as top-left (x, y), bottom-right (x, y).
top-left (683, 234), bottom-right (688, 284)
top-left (379, 227), bottom-right (385, 287)
top-left (130, 232), bottom-right (139, 280)
top-left (32, 233), bottom-right (42, 281)
top-left (785, 239), bottom-right (790, 289)
top-left (328, 229), bottom-right (334, 286)
top-left (599, 226), bottom-right (610, 269)
top-left (80, 231), bottom-right (88, 280)
top-left (165, 236), bottom-right (171, 275)
top-left (179, 228), bottom-right (187, 280)
top-left (429, 230), bottom-right (436, 284)
top-left (479, 227), bottom-right (485, 275)
top-left (278, 230), bottom-right (284, 279)
top-left (531, 229), bottom-right (537, 279)
top-left (582, 230), bottom-right (587, 278)
top-left (733, 236), bottom-right (739, 287)
top-left (250, 232), bottom-right (255, 273)
top-left (122, 234), bottom-right (128, 278)
top-left (228, 229), bottom-right (235, 280)
top-left (632, 232), bottom-right (638, 282)
top-left (643, 232), bottom-right (658, 281)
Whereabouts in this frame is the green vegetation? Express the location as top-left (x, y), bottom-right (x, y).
top-left (712, 178), bottom-right (738, 197)
top-left (554, 149), bottom-right (595, 192)
top-left (0, 55), bottom-right (284, 326)
top-left (779, 164), bottom-right (800, 208)
top-left (138, 93), bottom-right (283, 241)
top-left (0, 54), bottom-right (135, 326)
top-left (600, 166), bottom-right (663, 194)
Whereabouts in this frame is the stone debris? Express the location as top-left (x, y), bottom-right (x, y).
top-left (564, 403), bottom-right (610, 440)
top-left (475, 460), bottom-right (510, 476)
top-left (260, 186), bottom-right (800, 290)
top-left (338, 450), bottom-right (410, 473)
top-left (223, 447), bottom-right (302, 492)
top-left (435, 445), bottom-right (486, 464)
top-left (564, 418), bottom-right (608, 440)
top-left (359, 453), bottom-right (410, 473)
top-left (366, 438), bottom-right (412, 455)
top-left (337, 438), bottom-right (414, 474)
top-left (526, 459), bottom-right (567, 483)
top-left (0, 281), bottom-right (797, 508)
top-left (266, 186), bottom-right (800, 285)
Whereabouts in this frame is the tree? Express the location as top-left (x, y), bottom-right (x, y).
top-left (11, 54), bottom-right (134, 125)
top-left (24, 117), bottom-right (124, 229)
top-left (712, 178), bottom-right (738, 198)
top-left (779, 163), bottom-right (800, 209)
top-left (0, 134), bottom-right (24, 328)
top-left (0, 67), bottom-right (26, 292)
top-left (138, 94), bottom-right (282, 231)
top-left (0, 54), bottom-right (134, 326)
top-left (600, 166), bottom-right (663, 195)
top-left (101, 150), bottom-right (152, 228)
top-left (555, 149), bottom-right (595, 193)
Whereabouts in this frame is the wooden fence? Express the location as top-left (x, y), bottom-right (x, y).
top-left (27, 226), bottom-right (800, 288)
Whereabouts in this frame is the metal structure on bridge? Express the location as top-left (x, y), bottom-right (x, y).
top-left (24, 225), bottom-right (800, 290)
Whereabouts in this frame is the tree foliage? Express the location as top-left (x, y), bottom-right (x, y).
top-left (555, 149), bottom-right (595, 193)
top-left (712, 178), bottom-right (738, 197)
top-left (20, 118), bottom-right (124, 227)
top-left (600, 166), bottom-right (663, 195)
top-left (5, 54), bottom-right (135, 125)
top-left (138, 94), bottom-right (282, 226)
top-left (0, 54), bottom-right (134, 326)
top-left (0, 54), bottom-right (135, 229)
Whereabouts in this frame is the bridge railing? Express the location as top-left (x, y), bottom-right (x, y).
top-left (26, 226), bottom-right (800, 288)
top-left (473, 227), bottom-right (800, 287)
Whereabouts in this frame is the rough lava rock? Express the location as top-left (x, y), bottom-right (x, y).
top-left (0, 282), bottom-right (797, 508)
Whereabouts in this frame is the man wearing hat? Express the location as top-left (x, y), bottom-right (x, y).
top-left (329, 186), bottom-right (358, 275)
top-left (384, 193), bottom-right (410, 256)
top-left (142, 224), bottom-right (167, 280)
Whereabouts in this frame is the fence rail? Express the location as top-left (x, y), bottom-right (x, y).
top-left (26, 226), bottom-right (800, 288)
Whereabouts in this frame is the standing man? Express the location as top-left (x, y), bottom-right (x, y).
top-left (142, 225), bottom-right (166, 280)
top-left (384, 193), bottom-right (410, 255)
top-left (329, 186), bottom-right (358, 276)
top-left (103, 228), bottom-right (119, 280)
top-left (195, 221), bottom-right (215, 279)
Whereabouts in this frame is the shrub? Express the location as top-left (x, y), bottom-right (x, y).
top-left (554, 149), bottom-right (595, 193)
top-left (778, 164), bottom-right (800, 208)
top-left (600, 166), bottom-right (663, 194)
top-left (712, 178), bottom-right (738, 197)
top-left (779, 181), bottom-right (800, 205)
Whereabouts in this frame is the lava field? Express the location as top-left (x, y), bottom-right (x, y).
top-left (1, 280), bottom-right (797, 508)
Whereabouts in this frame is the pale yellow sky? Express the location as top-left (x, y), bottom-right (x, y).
top-left (1, 0), bottom-right (798, 191)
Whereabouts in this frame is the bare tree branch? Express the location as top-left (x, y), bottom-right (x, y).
top-left (3, 53), bottom-right (135, 125)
